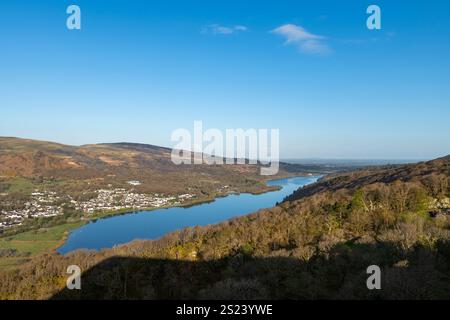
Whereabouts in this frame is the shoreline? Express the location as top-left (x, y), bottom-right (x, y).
top-left (56, 173), bottom-right (319, 254)
top-left (0, 172), bottom-right (318, 261)
top-left (60, 171), bottom-right (308, 237)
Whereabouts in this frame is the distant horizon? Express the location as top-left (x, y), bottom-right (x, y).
top-left (0, 135), bottom-right (445, 163)
top-left (1, 1), bottom-right (450, 160)
top-left (283, 158), bottom-right (428, 166)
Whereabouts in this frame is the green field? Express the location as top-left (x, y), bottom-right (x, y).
top-left (4, 177), bottom-right (36, 194)
top-left (0, 221), bottom-right (84, 270)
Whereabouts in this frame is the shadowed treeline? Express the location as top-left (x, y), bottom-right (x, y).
top-left (50, 240), bottom-right (450, 300)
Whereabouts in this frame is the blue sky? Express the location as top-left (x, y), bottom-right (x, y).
top-left (1, 0), bottom-right (449, 159)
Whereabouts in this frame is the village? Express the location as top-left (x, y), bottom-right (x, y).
top-left (73, 188), bottom-right (194, 214)
top-left (0, 182), bottom-right (195, 229)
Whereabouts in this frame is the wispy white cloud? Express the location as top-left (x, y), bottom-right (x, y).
top-left (338, 31), bottom-right (396, 45)
top-left (201, 24), bottom-right (248, 35)
top-left (271, 24), bottom-right (331, 55)
top-left (234, 25), bottom-right (248, 32)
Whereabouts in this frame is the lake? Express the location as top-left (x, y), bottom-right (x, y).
top-left (57, 175), bottom-right (320, 254)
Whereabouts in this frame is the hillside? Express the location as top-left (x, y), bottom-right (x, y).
top-left (0, 137), bottom-right (320, 195)
top-left (1, 154), bottom-right (449, 299)
top-left (284, 155), bottom-right (450, 202)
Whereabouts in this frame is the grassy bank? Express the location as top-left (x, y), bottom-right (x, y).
top-left (0, 221), bottom-right (84, 271)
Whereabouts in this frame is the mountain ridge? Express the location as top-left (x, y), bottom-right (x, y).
top-left (0, 136), bottom-right (321, 178)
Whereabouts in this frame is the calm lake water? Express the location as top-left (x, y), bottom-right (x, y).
top-left (57, 176), bottom-right (320, 254)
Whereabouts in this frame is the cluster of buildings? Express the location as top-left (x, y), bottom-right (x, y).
top-left (0, 186), bottom-right (195, 230)
top-left (0, 191), bottom-right (63, 229)
top-left (72, 188), bottom-right (194, 214)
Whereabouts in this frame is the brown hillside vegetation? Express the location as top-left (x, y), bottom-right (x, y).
top-left (0, 155), bottom-right (449, 299)
top-left (0, 137), bottom-right (322, 196)
top-left (285, 155), bottom-right (450, 202)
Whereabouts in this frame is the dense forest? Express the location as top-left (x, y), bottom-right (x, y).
top-left (0, 156), bottom-right (449, 299)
